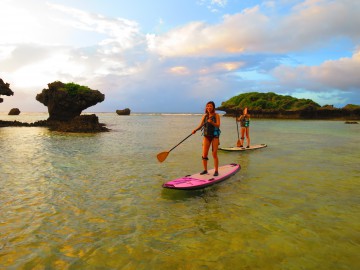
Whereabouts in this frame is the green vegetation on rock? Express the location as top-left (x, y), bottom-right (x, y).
top-left (60, 82), bottom-right (92, 96)
top-left (343, 104), bottom-right (360, 110)
top-left (220, 92), bottom-right (321, 111)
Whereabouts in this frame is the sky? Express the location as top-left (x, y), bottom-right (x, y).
top-left (0, 0), bottom-right (359, 113)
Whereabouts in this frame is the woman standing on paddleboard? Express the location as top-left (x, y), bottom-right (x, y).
top-left (192, 101), bottom-right (221, 176)
top-left (237, 107), bottom-right (250, 148)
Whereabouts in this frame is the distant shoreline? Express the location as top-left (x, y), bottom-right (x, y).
top-left (1, 111), bottom-right (359, 122)
top-left (217, 108), bottom-right (360, 120)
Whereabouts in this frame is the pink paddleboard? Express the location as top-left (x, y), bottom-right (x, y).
top-left (162, 163), bottom-right (241, 190)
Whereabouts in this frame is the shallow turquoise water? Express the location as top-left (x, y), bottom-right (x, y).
top-left (0, 113), bottom-right (359, 269)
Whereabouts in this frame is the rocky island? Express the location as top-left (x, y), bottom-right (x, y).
top-left (217, 92), bottom-right (360, 120)
top-left (0, 81), bottom-right (109, 132)
top-left (8, 108), bottom-right (20, 115)
top-left (116, 108), bottom-right (131, 115)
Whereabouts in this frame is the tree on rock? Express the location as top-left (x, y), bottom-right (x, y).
top-left (0, 78), bottom-right (14, 103)
top-left (36, 81), bottom-right (105, 121)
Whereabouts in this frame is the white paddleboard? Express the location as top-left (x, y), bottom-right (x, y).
top-left (219, 144), bottom-right (267, 151)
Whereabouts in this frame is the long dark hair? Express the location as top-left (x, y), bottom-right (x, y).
top-left (205, 101), bottom-right (216, 114)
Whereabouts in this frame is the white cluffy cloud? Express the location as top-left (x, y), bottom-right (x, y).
top-left (0, 1), bottom-right (144, 90)
top-left (47, 3), bottom-right (143, 53)
top-left (272, 48), bottom-right (360, 92)
top-left (148, 0), bottom-right (360, 57)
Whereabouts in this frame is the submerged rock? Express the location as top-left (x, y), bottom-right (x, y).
top-left (8, 108), bottom-right (20, 115)
top-left (0, 120), bottom-right (47, 127)
top-left (47, 114), bottom-right (109, 132)
top-left (0, 115), bottom-right (109, 132)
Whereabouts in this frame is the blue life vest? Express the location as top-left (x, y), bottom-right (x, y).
top-left (245, 119), bottom-right (249, 127)
top-left (240, 115), bottom-right (250, 127)
top-left (203, 115), bottom-right (221, 137)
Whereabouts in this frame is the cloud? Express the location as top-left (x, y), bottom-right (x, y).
top-left (168, 66), bottom-right (190, 75)
top-left (277, 0), bottom-right (360, 51)
top-left (198, 0), bottom-right (228, 12)
top-left (0, 2), bottom-right (145, 103)
top-left (148, 0), bottom-right (360, 57)
top-left (47, 3), bottom-right (144, 53)
top-left (0, 0), bottom-right (50, 44)
top-left (272, 48), bottom-right (360, 92)
top-left (1, 0), bottom-right (359, 113)
top-left (147, 6), bottom-right (266, 57)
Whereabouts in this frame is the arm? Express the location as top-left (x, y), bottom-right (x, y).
top-left (237, 115), bottom-right (243, 122)
top-left (192, 115), bottom-right (206, 134)
top-left (209, 113), bottom-right (220, 128)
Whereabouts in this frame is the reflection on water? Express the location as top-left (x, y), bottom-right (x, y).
top-left (0, 114), bottom-right (359, 269)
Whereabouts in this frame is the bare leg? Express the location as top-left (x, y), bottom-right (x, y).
top-left (246, 128), bottom-right (250, 147)
top-left (202, 137), bottom-right (211, 171)
top-left (212, 138), bottom-right (219, 172)
top-left (240, 128), bottom-right (245, 147)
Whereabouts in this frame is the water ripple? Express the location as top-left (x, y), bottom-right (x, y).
top-left (1, 115), bottom-right (359, 269)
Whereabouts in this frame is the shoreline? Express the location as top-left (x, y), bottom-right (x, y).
top-left (218, 108), bottom-right (360, 120)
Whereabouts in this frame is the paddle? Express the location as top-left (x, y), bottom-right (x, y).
top-left (157, 123), bottom-right (205, 163)
top-left (236, 112), bottom-right (241, 147)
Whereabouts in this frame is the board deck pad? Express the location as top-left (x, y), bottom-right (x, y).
top-left (162, 163), bottom-right (241, 190)
top-left (219, 144), bottom-right (267, 152)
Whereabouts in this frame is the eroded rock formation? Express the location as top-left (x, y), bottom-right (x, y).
top-left (0, 78), bottom-right (14, 103)
top-left (1, 81), bottom-right (108, 132)
top-left (47, 114), bottom-right (108, 132)
top-left (36, 81), bottom-right (105, 121)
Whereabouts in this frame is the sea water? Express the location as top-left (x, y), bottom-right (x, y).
top-left (0, 113), bottom-right (359, 270)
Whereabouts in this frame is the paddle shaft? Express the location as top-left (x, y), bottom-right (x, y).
top-left (236, 112), bottom-right (241, 146)
top-left (168, 122), bottom-right (206, 152)
top-left (236, 116), bottom-right (240, 140)
top-left (167, 133), bottom-right (191, 153)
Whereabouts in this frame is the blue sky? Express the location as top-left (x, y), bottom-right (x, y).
top-left (0, 0), bottom-right (359, 112)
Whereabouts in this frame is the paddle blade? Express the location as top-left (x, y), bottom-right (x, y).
top-left (236, 140), bottom-right (241, 147)
top-left (157, 151), bottom-right (169, 163)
